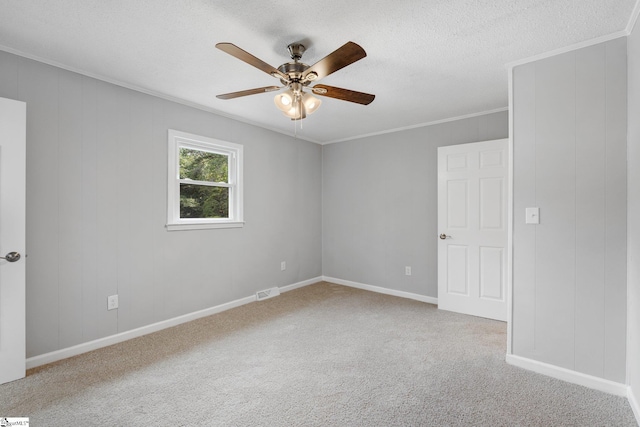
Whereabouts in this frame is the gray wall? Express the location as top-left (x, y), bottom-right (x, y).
top-left (628, 22), bottom-right (640, 401)
top-left (0, 51), bottom-right (322, 358)
top-left (512, 37), bottom-right (627, 383)
top-left (322, 112), bottom-right (508, 298)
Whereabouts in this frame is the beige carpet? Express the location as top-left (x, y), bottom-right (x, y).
top-left (1, 282), bottom-right (636, 426)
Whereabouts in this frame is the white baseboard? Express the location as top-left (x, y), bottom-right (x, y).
top-left (322, 276), bottom-right (438, 305)
top-left (506, 354), bottom-right (628, 397)
top-left (629, 385), bottom-right (640, 425)
top-left (26, 276), bottom-right (321, 369)
top-left (280, 276), bottom-right (322, 293)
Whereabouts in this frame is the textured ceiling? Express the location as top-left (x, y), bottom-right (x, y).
top-left (0, 0), bottom-right (637, 143)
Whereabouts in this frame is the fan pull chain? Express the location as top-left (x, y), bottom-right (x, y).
top-left (293, 96), bottom-right (298, 137)
top-left (292, 94), bottom-right (302, 138)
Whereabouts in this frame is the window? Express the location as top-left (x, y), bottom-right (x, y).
top-left (167, 130), bottom-right (243, 230)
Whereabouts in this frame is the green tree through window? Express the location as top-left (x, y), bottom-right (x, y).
top-left (179, 148), bottom-right (229, 218)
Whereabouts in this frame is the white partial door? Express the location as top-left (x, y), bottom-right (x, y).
top-left (437, 139), bottom-right (508, 321)
top-left (0, 97), bottom-right (26, 384)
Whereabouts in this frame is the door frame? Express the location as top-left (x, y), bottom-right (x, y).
top-left (507, 77), bottom-right (515, 356)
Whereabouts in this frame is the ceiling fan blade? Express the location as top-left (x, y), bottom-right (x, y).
top-left (303, 42), bottom-right (367, 81)
top-left (216, 43), bottom-right (289, 81)
top-left (311, 84), bottom-right (375, 105)
top-left (216, 86), bottom-right (281, 100)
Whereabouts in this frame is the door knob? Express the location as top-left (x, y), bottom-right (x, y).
top-left (439, 234), bottom-right (450, 240)
top-left (0, 252), bottom-right (21, 262)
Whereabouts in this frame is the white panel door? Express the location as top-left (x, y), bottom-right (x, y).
top-left (0, 97), bottom-right (26, 384)
top-left (437, 139), bottom-right (508, 321)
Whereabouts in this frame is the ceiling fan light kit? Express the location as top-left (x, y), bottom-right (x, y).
top-left (273, 83), bottom-right (322, 121)
top-left (216, 41), bottom-right (375, 121)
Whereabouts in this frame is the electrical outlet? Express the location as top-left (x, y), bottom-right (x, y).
top-left (405, 266), bottom-right (412, 276)
top-left (107, 294), bottom-right (119, 310)
top-left (281, 261), bottom-right (286, 271)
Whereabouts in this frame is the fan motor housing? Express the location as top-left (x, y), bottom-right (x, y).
top-left (278, 62), bottom-right (310, 85)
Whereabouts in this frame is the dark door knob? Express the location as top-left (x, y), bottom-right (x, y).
top-left (0, 252), bottom-right (21, 262)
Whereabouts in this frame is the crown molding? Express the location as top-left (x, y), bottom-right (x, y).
top-left (323, 107), bottom-right (509, 145)
top-left (627, 0), bottom-right (640, 34)
top-left (506, 31), bottom-right (628, 70)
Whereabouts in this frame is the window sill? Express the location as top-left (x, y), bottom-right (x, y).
top-left (166, 221), bottom-right (244, 231)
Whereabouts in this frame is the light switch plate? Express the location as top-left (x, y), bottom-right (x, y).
top-left (525, 207), bottom-right (540, 224)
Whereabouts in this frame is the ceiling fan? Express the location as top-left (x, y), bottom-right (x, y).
top-left (215, 41), bottom-right (375, 120)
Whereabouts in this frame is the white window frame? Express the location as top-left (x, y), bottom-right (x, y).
top-left (167, 129), bottom-right (243, 231)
